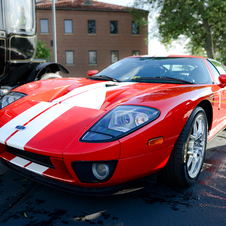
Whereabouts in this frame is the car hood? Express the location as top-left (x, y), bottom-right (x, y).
top-left (0, 78), bottom-right (211, 157)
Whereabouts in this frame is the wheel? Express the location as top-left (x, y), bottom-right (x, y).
top-left (159, 106), bottom-right (208, 187)
top-left (38, 73), bottom-right (62, 80)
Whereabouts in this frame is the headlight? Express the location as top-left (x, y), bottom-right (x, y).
top-left (0, 92), bottom-right (27, 109)
top-left (81, 105), bottom-right (160, 142)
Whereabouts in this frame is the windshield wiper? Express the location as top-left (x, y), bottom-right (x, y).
top-left (131, 76), bottom-right (194, 84)
top-left (89, 75), bottom-right (121, 82)
top-left (154, 76), bottom-right (194, 84)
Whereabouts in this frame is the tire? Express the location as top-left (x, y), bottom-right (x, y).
top-left (39, 73), bottom-right (62, 80)
top-left (159, 106), bottom-right (208, 187)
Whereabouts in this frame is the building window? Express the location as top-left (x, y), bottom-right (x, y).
top-left (132, 51), bottom-right (140, 56)
top-left (40, 19), bottom-right (49, 33)
top-left (111, 51), bottom-right (118, 64)
top-left (64, 20), bottom-right (73, 34)
top-left (89, 51), bottom-right (97, 64)
top-left (66, 51), bottom-right (74, 65)
top-left (88, 20), bottom-right (96, 34)
top-left (110, 21), bottom-right (118, 34)
top-left (132, 21), bottom-right (139, 35)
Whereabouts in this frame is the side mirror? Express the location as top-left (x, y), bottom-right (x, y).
top-left (219, 74), bottom-right (226, 87)
top-left (87, 70), bottom-right (99, 77)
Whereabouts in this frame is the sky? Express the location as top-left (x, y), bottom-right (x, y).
top-left (99, 0), bottom-right (188, 56)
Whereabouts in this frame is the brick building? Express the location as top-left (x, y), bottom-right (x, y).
top-left (36, 0), bottom-right (148, 77)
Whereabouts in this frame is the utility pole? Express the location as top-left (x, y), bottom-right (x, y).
top-left (52, 0), bottom-right (57, 62)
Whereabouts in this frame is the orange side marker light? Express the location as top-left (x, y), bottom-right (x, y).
top-left (147, 137), bottom-right (164, 146)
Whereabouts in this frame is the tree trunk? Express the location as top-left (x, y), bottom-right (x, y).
top-left (203, 19), bottom-right (215, 59)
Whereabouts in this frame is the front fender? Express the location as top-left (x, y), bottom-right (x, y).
top-left (26, 62), bottom-right (69, 83)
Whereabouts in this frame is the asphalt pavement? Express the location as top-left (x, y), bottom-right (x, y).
top-left (0, 130), bottom-right (226, 226)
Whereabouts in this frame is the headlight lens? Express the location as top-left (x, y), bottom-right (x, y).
top-left (0, 92), bottom-right (27, 109)
top-left (81, 105), bottom-right (160, 142)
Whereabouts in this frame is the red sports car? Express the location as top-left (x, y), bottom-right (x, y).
top-left (0, 55), bottom-right (226, 195)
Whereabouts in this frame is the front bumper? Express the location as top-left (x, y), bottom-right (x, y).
top-left (0, 158), bottom-right (156, 195)
top-left (0, 142), bottom-right (173, 195)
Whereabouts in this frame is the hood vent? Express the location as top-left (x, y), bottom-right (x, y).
top-left (105, 83), bottom-right (119, 87)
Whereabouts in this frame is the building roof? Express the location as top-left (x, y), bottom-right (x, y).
top-left (36, 0), bottom-right (129, 12)
top-left (36, 0), bottom-right (147, 13)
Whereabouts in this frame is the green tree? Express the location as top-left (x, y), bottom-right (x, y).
top-left (35, 40), bottom-right (51, 62)
top-left (131, 0), bottom-right (226, 63)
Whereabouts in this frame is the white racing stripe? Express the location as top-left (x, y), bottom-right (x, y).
top-left (10, 156), bottom-right (49, 175)
top-left (52, 82), bottom-right (106, 104)
top-left (2, 81), bottom-right (134, 150)
top-left (25, 162), bottom-right (49, 175)
top-left (10, 156), bottom-right (30, 167)
top-left (6, 103), bottom-right (73, 150)
top-left (57, 82), bottom-right (107, 109)
top-left (0, 102), bottom-right (55, 144)
top-left (52, 81), bottom-right (135, 106)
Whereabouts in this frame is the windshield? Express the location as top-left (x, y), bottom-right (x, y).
top-left (4, 0), bottom-right (34, 34)
top-left (94, 57), bottom-right (212, 84)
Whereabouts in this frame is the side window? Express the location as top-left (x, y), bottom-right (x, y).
top-left (206, 60), bottom-right (220, 83)
top-left (5, 1), bottom-right (34, 33)
top-left (40, 19), bottom-right (49, 33)
top-left (132, 51), bottom-right (140, 56)
top-left (66, 51), bottom-right (74, 65)
top-left (210, 59), bottom-right (226, 74)
top-left (132, 21), bottom-right (139, 35)
top-left (111, 51), bottom-right (119, 64)
top-left (64, 20), bottom-right (73, 34)
top-left (89, 51), bottom-right (97, 65)
top-left (88, 20), bottom-right (96, 34)
top-left (110, 21), bottom-right (118, 34)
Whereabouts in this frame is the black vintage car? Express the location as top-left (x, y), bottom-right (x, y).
top-left (0, 0), bottom-right (68, 96)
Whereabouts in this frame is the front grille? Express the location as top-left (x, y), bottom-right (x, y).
top-left (6, 146), bottom-right (54, 169)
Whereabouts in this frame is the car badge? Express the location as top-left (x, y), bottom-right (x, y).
top-left (15, 125), bottom-right (26, 130)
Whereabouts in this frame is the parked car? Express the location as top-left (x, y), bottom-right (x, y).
top-left (0, 55), bottom-right (226, 195)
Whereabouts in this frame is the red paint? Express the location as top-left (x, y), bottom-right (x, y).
top-left (1, 55), bottom-right (226, 192)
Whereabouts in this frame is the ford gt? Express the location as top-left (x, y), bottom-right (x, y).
top-left (0, 55), bottom-right (226, 195)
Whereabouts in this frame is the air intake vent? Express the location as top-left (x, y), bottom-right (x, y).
top-left (6, 146), bottom-right (55, 169)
